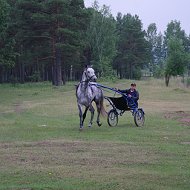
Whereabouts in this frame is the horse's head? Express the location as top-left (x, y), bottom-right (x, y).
top-left (84, 66), bottom-right (97, 82)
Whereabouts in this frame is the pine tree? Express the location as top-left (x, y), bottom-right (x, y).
top-left (42, 0), bottom-right (87, 85)
top-left (115, 13), bottom-right (150, 79)
top-left (85, 1), bottom-right (117, 77)
top-left (5, 0), bottom-right (87, 85)
top-left (0, 0), bottom-right (16, 82)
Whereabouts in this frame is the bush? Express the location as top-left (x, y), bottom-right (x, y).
top-left (28, 71), bottom-right (41, 82)
top-left (133, 68), bottom-right (141, 80)
top-left (154, 67), bottom-right (165, 78)
top-left (9, 75), bottom-right (18, 86)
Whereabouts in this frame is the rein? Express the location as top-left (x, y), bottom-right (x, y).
top-left (79, 73), bottom-right (96, 84)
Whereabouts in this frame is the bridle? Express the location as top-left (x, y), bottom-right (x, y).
top-left (80, 70), bottom-right (96, 83)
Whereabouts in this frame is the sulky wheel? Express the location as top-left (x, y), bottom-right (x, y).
top-left (134, 109), bottom-right (145, 127)
top-left (107, 109), bottom-right (118, 127)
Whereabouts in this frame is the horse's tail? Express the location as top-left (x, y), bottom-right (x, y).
top-left (100, 98), bottom-right (107, 117)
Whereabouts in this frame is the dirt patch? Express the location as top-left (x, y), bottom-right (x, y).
top-left (181, 142), bottom-right (190, 145)
top-left (164, 111), bottom-right (190, 126)
top-left (11, 101), bottom-right (46, 114)
top-left (0, 140), bottom-right (159, 178)
top-left (13, 103), bottom-right (24, 113)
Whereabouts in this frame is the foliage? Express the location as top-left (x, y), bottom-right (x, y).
top-left (0, 0), bottom-right (16, 70)
top-left (3, 0), bottom-right (87, 85)
top-left (147, 23), bottom-right (157, 72)
top-left (85, 1), bottom-right (117, 77)
top-left (0, 0), bottom-right (8, 30)
top-left (165, 37), bottom-right (189, 86)
top-left (154, 65), bottom-right (165, 78)
top-left (164, 20), bottom-right (187, 46)
top-left (1, 1), bottom-right (190, 84)
top-left (114, 13), bottom-right (150, 79)
top-left (163, 20), bottom-right (190, 86)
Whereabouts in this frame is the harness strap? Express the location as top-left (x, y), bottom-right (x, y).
top-left (80, 74), bottom-right (96, 84)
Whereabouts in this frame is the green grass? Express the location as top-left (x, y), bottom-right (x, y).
top-left (0, 79), bottom-right (190, 190)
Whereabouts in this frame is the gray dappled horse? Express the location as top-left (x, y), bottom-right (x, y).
top-left (76, 66), bottom-right (106, 129)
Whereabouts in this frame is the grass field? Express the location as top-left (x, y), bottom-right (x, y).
top-left (0, 78), bottom-right (190, 190)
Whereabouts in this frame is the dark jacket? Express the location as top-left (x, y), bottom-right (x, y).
top-left (118, 89), bottom-right (139, 106)
top-left (119, 89), bottom-right (139, 99)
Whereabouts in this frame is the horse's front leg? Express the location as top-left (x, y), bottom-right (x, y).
top-left (78, 104), bottom-right (84, 129)
top-left (96, 102), bottom-right (102, 126)
top-left (88, 104), bottom-right (95, 128)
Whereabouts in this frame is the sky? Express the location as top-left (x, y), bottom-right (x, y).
top-left (84, 0), bottom-right (190, 35)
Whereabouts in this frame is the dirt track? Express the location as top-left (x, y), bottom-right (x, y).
top-left (164, 111), bottom-right (190, 126)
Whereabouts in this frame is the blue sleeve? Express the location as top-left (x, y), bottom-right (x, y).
top-left (118, 89), bottom-right (128, 93)
top-left (133, 91), bottom-right (139, 100)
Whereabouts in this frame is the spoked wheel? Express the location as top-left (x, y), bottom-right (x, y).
top-left (107, 109), bottom-right (118, 127)
top-left (134, 109), bottom-right (145, 127)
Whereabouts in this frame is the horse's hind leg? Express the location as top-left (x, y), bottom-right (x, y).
top-left (88, 104), bottom-right (95, 128)
top-left (82, 107), bottom-right (88, 124)
top-left (96, 102), bottom-right (102, 126)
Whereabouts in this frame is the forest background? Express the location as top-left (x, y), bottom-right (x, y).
top-left (0, 0), bottom-right (190, 86)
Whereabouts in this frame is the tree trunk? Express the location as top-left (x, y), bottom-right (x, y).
top-left (165, 74), bottom-right (170, 87)
top-left (62, 68), bottom-right (66, 85)
top-left (55, 48), bottom-right (62, 86)
top-left (52, 37), bottom-right (56, 85)
top-left (52, 65), bottom-right (56, 85)
top-left (51, 36), bottom-right (62, 86)
top-left (20, 62), bottom-right (25, 84)
top-left (0, 66), bottom-right (3, 83)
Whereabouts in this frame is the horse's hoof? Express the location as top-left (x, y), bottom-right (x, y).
top-left (97, 122), bottom-right (102, 127)
top-left (88, 123), bottom-right (92, 128)
top-left (79, 126), bottom-right (84, 131)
